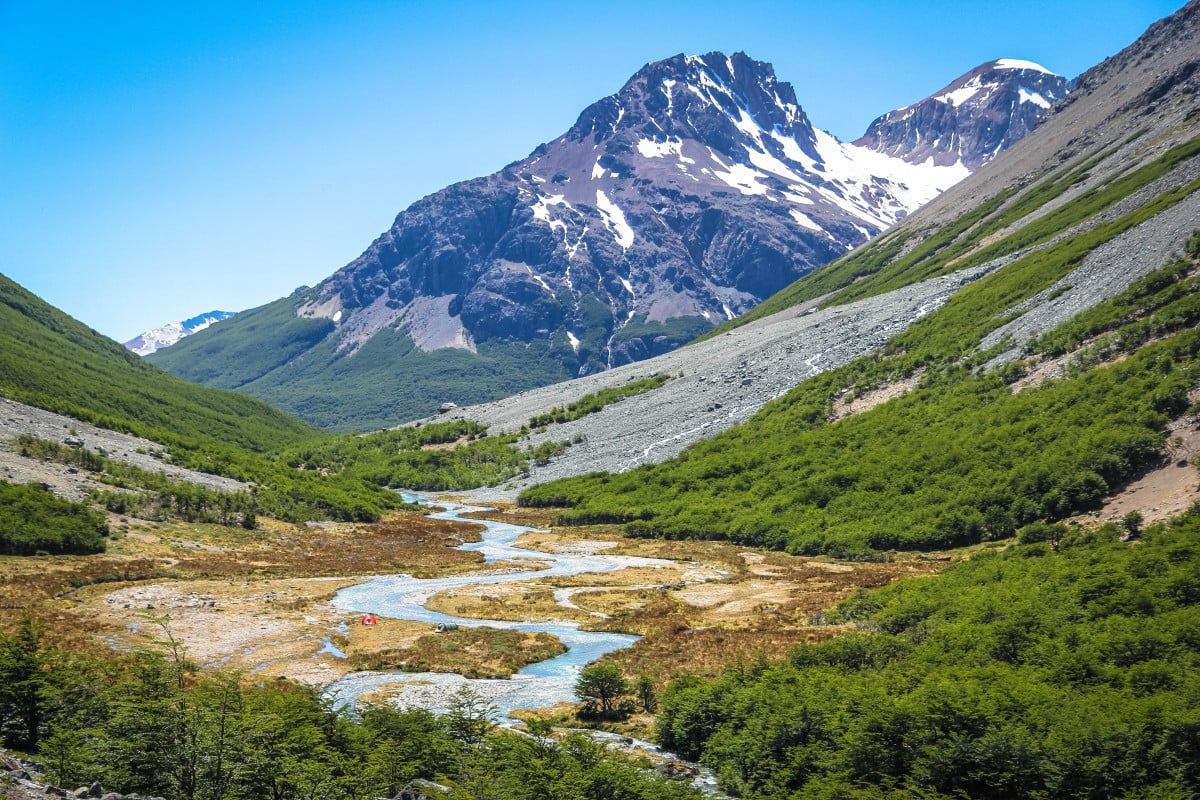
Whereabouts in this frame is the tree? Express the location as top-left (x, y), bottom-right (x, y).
top-left (575, 662), bottom-right (629, 717)
top-left (0, 612), bottom-right (47, 749)
top-left (635, 673), bottom-right (658, 713)
top-left (445, 685), bottom-right (495, 748)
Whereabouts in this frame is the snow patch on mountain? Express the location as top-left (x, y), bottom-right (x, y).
top-left (595, 190), bottom-right (634, 249)
top-left (1019, 87), bottom-right (1053, 108)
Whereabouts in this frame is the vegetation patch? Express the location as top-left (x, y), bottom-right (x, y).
top-left (425, 584), bottom-right (588, 624)
top-left (0, 480), bottom-right (108, 555)
top-left (349, 626), bottom-right (567, 679)
top-left (611, 315), bottom-right (715, 353)
top-left (0, 629), bottom-right (703, 799)
top-left (528, 374), bottom-right (671, 428)
top-left (281, 419), bottom-right (569, 492)
top-left (0, 273), bottom-right (317, 452)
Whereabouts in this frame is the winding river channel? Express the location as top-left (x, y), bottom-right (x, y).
top-left (326, 496), bottom-right (679, 718)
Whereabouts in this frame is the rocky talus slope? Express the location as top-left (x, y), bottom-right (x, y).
top-left (0, 397), bottom-right (248, 501)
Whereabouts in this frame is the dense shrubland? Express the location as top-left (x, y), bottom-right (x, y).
top-left (9, 416), bottom-right (575, 536)
top-left (654, 508), bottom-right (1200, 798)
top-left (0, 273), bottom-right (316, 454)
top-left (10, 434), bottom-right (409, 528)
top-left (280, 420), bottom-right (568, 492)
top-left (0, 481), bottom-right (108, 555)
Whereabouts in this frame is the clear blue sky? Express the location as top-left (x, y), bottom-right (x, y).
top-left (1, 0), bottom-right (1182, 342)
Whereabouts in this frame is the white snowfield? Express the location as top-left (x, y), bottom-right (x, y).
top-left (993, 58), bottom-right (1054, 74)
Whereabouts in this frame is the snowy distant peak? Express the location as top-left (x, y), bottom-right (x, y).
top-left (855, 59), bottom-right (1070, 169)
top-left (124, 310), bottom-right (236, 357)
top-left (932, 59), bottom-right (1067, 108)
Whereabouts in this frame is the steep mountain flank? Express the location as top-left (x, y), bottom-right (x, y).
top-left (431, 1), bottom-right (1200, 505)
top-left (0, 273), bottom-right (314, 452)
top-left (151, 54), bottom-right (1060, 431)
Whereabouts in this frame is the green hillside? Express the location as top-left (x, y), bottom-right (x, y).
top-left (148, 292), bottom-right (578, 432)
top-left (0, 273), bottom-right (418, 525)
top-left (0, 272), bottom-right (317, 452)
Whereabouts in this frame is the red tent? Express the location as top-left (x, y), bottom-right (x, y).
top-left (361, 613), bottom-right (377, 625)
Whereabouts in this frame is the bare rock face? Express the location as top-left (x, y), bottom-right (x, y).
top-left (855, 60), bottom-right (1070, 169)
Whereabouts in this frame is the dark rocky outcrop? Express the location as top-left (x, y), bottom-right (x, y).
top-left (0, 750), bottom-right (165, 800)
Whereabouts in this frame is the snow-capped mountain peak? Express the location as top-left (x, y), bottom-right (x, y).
top-left (152, 52), bottom-right (1067, 427)
top-left (125, 311), bottom-right (236, 357)
top-left (855, 59), bottom-right (1070, 169)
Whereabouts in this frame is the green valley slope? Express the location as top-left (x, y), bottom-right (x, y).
top-left (0, 273), bottom-right (417, 524)
top-left (147, 291), bottom-right (577, 433)
top-left (0, 272), bottom-right (317, 453)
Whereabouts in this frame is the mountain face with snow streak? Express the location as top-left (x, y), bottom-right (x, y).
top-left (125, 311), bottom-right (236, 356)
top-left (855, 59), bottom-right (1070, 169)
top-left (150, 52), bottom-right (1063, 430)
top-left (309, 52), bottom-right (975, 364)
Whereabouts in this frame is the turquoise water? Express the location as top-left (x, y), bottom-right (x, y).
top-left (326, 496), bottom-right (671, 718)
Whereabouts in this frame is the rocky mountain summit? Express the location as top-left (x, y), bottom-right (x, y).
top-left (855, 59), bottom-right (1069, 169)
top-left (124, 311), bottom-right (235, 356)
top-left (296, 52), bottom-right (1000, 368)
top-left (152, 52), bottom-right (1063, 429)
top-left (283, 52), bottom-right (1061, 365)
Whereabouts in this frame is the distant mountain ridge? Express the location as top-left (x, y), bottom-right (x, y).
top-left (150, 53), bottom-right (1065, 431)
top-left (125, 310), bottom-right (236, 356)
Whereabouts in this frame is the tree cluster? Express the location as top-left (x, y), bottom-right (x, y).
top-left (0, 480), bottom-right (107, 555)
top-left (280, 420), bottom-right (568, 493)
top-left (528, 374), bottom-right (670, 429)
top-left (0, 628), bottom-right (700, 800)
